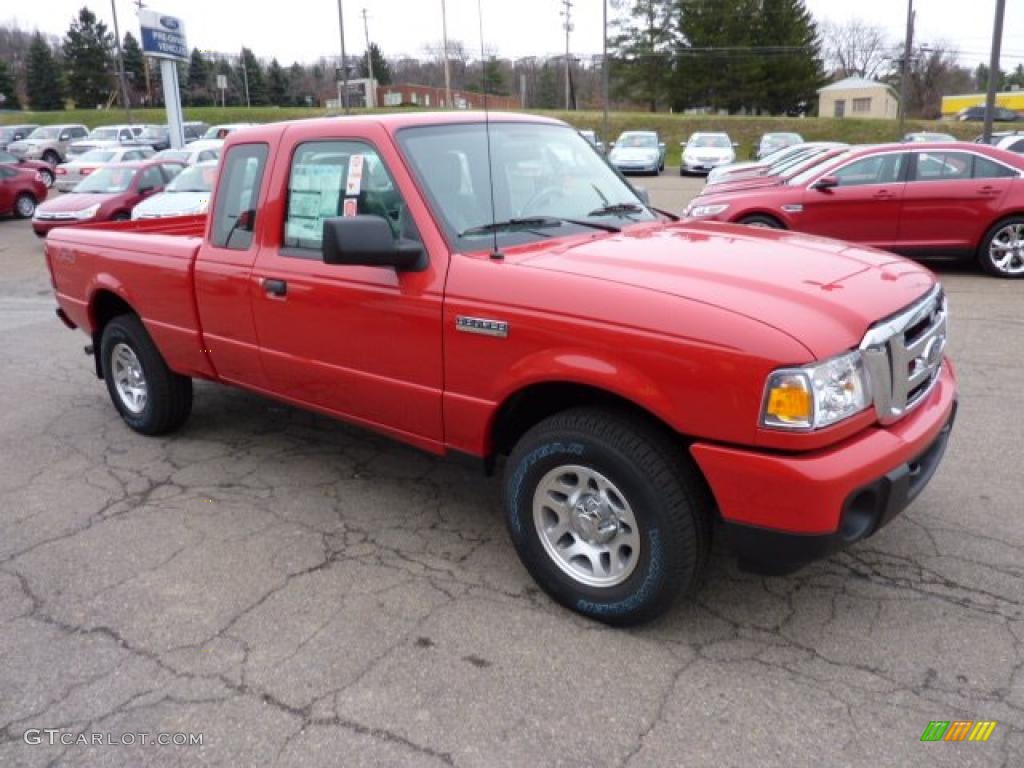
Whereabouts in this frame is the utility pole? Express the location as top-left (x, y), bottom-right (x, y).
top-left (983, 0), bottom-right (1007, 144)
top-left (131, 0), bottom-right (152, 106)
top-left (361, 8), bottom-right (375, 108)
top-left (337, 0), bottom-right (349, 113)
top-left (602, 0), bottom-right (609, 148)
top-left (240, 48), bottom-right (251, 108)
top-left (561, 0), bottom-right (573, 110)
top-left (897, 0), bottom-right (914, 135)
top-left (110, 0), bottom-right (134, 122)
top-left (440, 0), bottom-right (452, 108)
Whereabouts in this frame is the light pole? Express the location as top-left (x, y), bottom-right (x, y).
top-left (441, 0), bottom-right (452, 108)
top-left (362, 7), bottom-right (375, 108)
top-left (983, 0), bottom-right (1007, 144)
top-left (240, 48), bottom-right (251, 108)
top-left (561, 0), bottom-right (573, 110)
top-left (337, 0), bottom-right (349, 114)
top-left (897, 0), bottom-right (914, 135)
top-left (602, 0), bottom-right (609, 146)
top-left (110, 0), bottom-right (134, 122)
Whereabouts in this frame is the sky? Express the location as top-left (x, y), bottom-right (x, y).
top-left (4, 0), bottom-right (1023, 70)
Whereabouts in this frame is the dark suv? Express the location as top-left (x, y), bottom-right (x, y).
top-left (958, 105), bottom-right (1019, 122)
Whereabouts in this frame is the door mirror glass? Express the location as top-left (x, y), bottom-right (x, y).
top-left (322, 215), bottom-right (425, 271)
top-left (812, 175), bottom-right (839, 190)
top-left (59, 133), bottom-right (70, 142)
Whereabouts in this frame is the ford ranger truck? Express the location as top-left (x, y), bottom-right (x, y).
top-left (43, 113), bottom-right (957, 626)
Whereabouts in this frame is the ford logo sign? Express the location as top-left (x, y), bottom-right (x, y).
top-left (159, 16), bottom-right (180, 30)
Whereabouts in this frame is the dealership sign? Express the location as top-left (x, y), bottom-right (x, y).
top-left (138, 9), bottom-right (188, 62)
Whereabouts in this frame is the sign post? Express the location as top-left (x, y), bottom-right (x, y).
top-left (138, 9), bottom-right (188, 148)
top-left (216, 74), bottom-right (227, 108)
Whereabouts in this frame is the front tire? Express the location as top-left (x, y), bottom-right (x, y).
top-left (738, 214), bottom-right (784, 229)
top-left (978, 216), bottom-right (1024, 278)
top-left (503, 407), bottom-right (711, 626)
top-left (100, 314), bottom-right (193, 435)
top-left (42, 150), bottom-right (60, 166)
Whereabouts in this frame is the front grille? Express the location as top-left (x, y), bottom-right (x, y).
top-left (860, 285), bottom-right (947, 425)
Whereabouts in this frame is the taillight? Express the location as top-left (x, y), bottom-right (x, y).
top-left (80, 167), bottom-right (93, 176)
top-left (56, 167), bottom-right (66, 175)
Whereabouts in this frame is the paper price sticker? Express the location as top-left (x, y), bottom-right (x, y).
top-left (346, 154), bottom-right (365, 196)
top-left (343, 198), bottom-right (358, 217)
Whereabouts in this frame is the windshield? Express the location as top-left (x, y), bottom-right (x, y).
top-left (398, 122), bottom-right (654, 250)
top-left (788, 151), bottom-right (852, 186)
top-left (167, 164), bottom-right (215, 193)
top-left (79, 149), bottom-right (116, 163)
top-left (0, 128), bottom-right (13, 140)
top-left (156, 150), bottom-right (190, 163)
top-left (27, 126), bottom-right (62, 140)
top-left (616, 133), bottom-right (657, 148)
top-left (690, 135), bottom-right (731, 149)
top-left (140, 126), bottom-right (167, 139)
top-left (89, 128), bottom-right (120, 141)
top-left (0, 151), bottom-right (17, 163)
top-left (75, 166), bottom-right (137, 193)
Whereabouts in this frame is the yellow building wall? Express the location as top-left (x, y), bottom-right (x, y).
top-left (942, 91), bottom-right (1024, 116)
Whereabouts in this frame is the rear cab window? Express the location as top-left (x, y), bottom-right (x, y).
top-left (211, 143), bottom-right (269, 250)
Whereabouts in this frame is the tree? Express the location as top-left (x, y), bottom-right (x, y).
top-left (358, 42), bottom-right (392, 85)
top-left (1007, 64), bottom-right (1024, 90)
top-left (122, 31), bottom-right (145, 103)
top-left (186, 48), bottom-right (211, 106)
top-left (238, 47), bottom-right (267, 105)
top-left (820, 19), bottom-right (891, 79)
top-left (534, 63), bottom-right (559, 108)
top-left (611, 0), bottom-right (674, 112)
top-left (267, 58), bottom-right (288, 105)
top-left (0, 59), bottom-right (20, 109)
top-left (288, 62), bottom-right (309, 106)
top-left (62, 6), bottom-right (113, 108)
top-left (753, 0), bottom-right (823, 114)
top-left (26, 32), bottom-right (64, 110)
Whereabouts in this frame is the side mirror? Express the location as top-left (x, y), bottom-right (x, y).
top-left (732, 142), bottom-right (740, 148)
top-left (812, 175), bottom-right (839, 191)
top-left (609, 141), bottom-right (616, 148)
top-left (633, 186), bottom-right (651, 205)
top-left (59, 133), bottom-right (70, 142)
top-left (323, 215), bottom-right (426, 271)
top-left (658, 142), bottom-right (665, 150)
top-left (680, 141), bottom-right (688, 147)
top-left (138, 185), bottom-right (156, 195)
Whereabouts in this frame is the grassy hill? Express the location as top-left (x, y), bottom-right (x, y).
top-left (1, 106), bottom-right (1006, 165)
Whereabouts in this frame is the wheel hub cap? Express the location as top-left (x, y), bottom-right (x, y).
top-left (572, 495), bottom-right (619, 545)
top-left (111, 342), bottom-right (147, 414)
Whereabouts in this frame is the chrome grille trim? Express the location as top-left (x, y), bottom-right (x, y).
top-left (860, 285), bottom-right (947, 425)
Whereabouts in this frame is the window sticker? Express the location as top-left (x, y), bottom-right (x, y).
top-left (343, 198), bottom-right (358, 217)
top-left (346, 154), bottom-right (365, 196)
top-left (285, 162), bottom-right (344, 245)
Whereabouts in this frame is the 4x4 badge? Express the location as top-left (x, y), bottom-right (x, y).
top-left (456, 316), bottom-right (509, 338)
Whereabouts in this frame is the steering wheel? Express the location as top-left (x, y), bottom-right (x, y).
top-left (520, 184), bottom-right (569, 217)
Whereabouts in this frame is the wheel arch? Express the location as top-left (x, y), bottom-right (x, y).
top-left (88, 288), bottom-right (139, 378)
top-left (732, 210), bottom-right (788, 229)
top-left (976, 211), bottom-right (1024, 252)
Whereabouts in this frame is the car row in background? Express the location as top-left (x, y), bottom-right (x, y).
top-left (7, 124), bottom-right (89, 165)
top-left (32, 160), bottom-right (187, 236)
top-left (683, 140), bottom-right (1024, 278)
top-left (55, 146), bottom-right (157, 192)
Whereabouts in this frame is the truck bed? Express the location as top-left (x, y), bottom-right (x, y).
top-left (45, 215), bottom-right (216, 380)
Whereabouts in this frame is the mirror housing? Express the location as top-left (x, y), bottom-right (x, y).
top-left (322, 215), bottom-right (426, 271)
top-left (732, 141), bottom-right (740, 148)
top-left (811, 175), bottom-right (839, 191)
top-left (59, 133), bottom-right (70, 142)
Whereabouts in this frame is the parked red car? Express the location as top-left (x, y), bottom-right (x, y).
top-left (0, 149), bottom-right (55, 189)
top-left (0, 164), bottom-right (48, 219)
top-left (684, 142), bottom-right (1024, 278)
top-left (32, 160), bottom-right (184, 237)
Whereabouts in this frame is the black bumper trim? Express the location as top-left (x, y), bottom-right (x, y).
top-left (724, 402), bottom-right (957, 576)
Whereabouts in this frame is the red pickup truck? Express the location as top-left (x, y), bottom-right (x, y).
top-left (44, 113), bottom-right (957, 625)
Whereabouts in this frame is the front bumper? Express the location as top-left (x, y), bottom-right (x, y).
top-left (691, 360), bottom-right (957, 575)
top-left (681, 158), bottom-right (731, 174)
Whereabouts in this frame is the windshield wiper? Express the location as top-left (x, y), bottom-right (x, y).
top-left (587, 202), bottom-right (645, 218)
top-left (458, 216), bottom-right (619, 238)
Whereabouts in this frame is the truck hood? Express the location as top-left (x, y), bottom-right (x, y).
top-left (517, 222), bottom-right (936, 359)
top-left (37, 192), bottom-right (116, 213)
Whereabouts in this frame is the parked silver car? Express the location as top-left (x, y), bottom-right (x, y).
top-left (7, 124), bottom-right (90, 165)
top-left (0, 124), bottom-right (39, 152)
top-left (56, 146), bottom-right (156, 192)
top-left (67, 125), bottom-right (149, 157)
top-left (608, 131), bottom-right (666, 175)
top-left (132, 160), bottom-right (218, 220)
top-left (153, 145), bottom-right (221, 166)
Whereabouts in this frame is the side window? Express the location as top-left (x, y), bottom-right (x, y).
top-left (211, 143), bottom-right (268, 250)
top-left (833, 153), bottom-right (905, 187)
top-left (74, 127), bottom-right (87, 139)
top-left (914, 152), bottom-right (971, 182)
top-left (1009, 139), bottom-right (1024, 154)
top-left (120, 129), bottom-right (132, 141)
top-left (139, 166), bottom-right (164, 190)
top-left (161, 163), bottom-right (183, 181)
top-left (283, 140), bottom-right (415, 254)
top-left (972, 155), bottom-right (1016, 179)
top-left (125, 151), bottom-right (142, 161)
top-left (0, 167), bottom-right (14, 179)
top-left (199, 150), bottom-right (216, 162)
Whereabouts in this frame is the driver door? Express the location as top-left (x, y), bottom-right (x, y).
top-left (250, 136), bottom-right (448, 447)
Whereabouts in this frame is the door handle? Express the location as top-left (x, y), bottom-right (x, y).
top-left (977, 186), bottom-right (999, 195)
top-left (262, 278), bottom-right (287, 297)
top-left (872, 191), bottom-right (895, 200)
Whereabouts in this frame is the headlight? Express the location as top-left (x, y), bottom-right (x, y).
top-left (761, 350), bottom-right (871, 430)
top-left (685, 203), bottom-right (729, 218)
top-left (74, 203), bottom-right (101, 220)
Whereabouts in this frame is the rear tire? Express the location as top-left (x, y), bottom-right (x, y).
top-left (100, 314), bottom-right (192, 435)
top-left (112, 212), bottom-right (131, 222)
top-left (503, 407), bottom-right (712, 626)
top-left (738, 214), bottom-right (784, 229)
top-left (977, 216), bottom-right (1024, 278)
top-left (37, 168), bottom-right (54, 188)
top-left (13, 193), bottom-right (36, 219)
top-left (42, 150), bottom-right (60, 166)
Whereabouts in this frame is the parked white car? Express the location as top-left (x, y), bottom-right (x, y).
top-left (67, 125), bottom-right (148, 157)
top-left (55, 146), bottom-right (156, 192)
top-left (153, 145), bottom-right (221, 166)
top-left (199, 123), bottom-right (259, 141)
top-left (680, 133), bottom-right (737, 175)
top-left (608, 131), bottom-right (666, 175)
top-left (131, 160), bottom-right (217, 220)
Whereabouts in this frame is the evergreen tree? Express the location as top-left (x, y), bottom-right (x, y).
top-left (753, 0), bottom-right (823, 114)
top-left (535, 63), bottom-right (559, 108)
top-left (121, 31), bottom-right (145, 102)
top-left (0, 59), bottom-right (20, 109)
top-left (267, 58), bottom-right (288, 105)
top-left (288, 62), bottom-right (308, 106)
top-left (26, 32), bottom-right (64, 110)
top-left (63, 6), bottom-right (113, 108)
top-left (358, 43), bottom-right (392, 85)
top-left (238, 48), bottom-right (267, 105)
top-left (187, 48), bottom-right (211, 106)
top-left (479, 57), bottom-right (506, 95)
top-left (611, 0), bottom-right (674, 112)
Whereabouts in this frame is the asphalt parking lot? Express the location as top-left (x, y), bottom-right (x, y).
top-left (0, 174), bottom-right (1022, 768)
